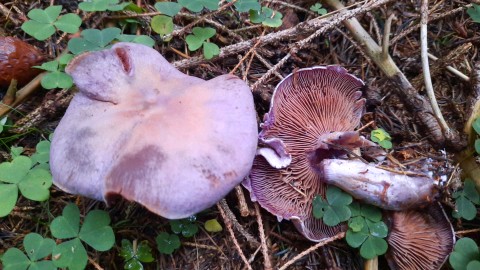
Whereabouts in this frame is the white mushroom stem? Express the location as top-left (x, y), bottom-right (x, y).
top-left (318, 159), bottom-right (438, 210)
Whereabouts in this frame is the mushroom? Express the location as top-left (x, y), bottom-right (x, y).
top-left (0, 37), bottom-right (44, 88)
top-left (385, 203), bottom-right (455, 270)
top-left (317, 159), bottom-right (439, 210)
top-left (50, 42), bottom-right (258, 219)
top-left (244, 66), bottom-right (368, 240)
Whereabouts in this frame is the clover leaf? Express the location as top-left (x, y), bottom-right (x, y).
top-left (228, 0), bottom-right (261, 12)
top-left (117, 35), bottom-right (155, 47)
top-left (156, 232), bottom-right (181, 255)
top-left (310, 3), bottom-right (327, 15)
top-left (346, 219), bottom-right (388, 259)
top-left (170, 217), bottom-right (199, 238)
top-left (11, 146), bottom-right (24, 158)
top-left (120, 239), bottom-right (154, 270)
top-left (204, 219), bottom-right (223, 233)
top-left (450, 237), bottom-right (480, 270)
top-left (313, 186), bottom-right (352, 226)
top-left (79, 0), bottom-right (129, 12)
top-left (468, 4), bottom-right (480, 23)
top-left (50, 203), bottom-right (115, 270)
top-left (0, 156), bottom-right (52, 217)
top-left (185, 27), bottom-right (220, 59)
top-left (154, 2), bottom-right (182, 17)
top-left (178, 0), bottom-right (218, 12)
top-left (249, 7), bottom-right (283, 28)
top-left (371, 128), bottom-right (393, 149)
top-left (453, 179), bottom-right (480, 220)
top-left (151, 15), bottom-right (174, 36)
top-left (21, 6), bottom-right (81, 40)
top-left (68, 27), bottom-right (121, 55)
top-left (34, 61), bottom-right (74, 89)
top-left (0, 233), bottom-right (56, 270)
top-left (31, 140), bottom-right (51, 169)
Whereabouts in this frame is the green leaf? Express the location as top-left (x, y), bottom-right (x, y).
top-left (117, 35), bottom-right (155, 47)
top-left (79, 210), bottom-right (115, 251)
top-left (151, 15), bottom-right (174, 36)
top-left (79, 0), bottom-right (129, 12)
top-left (68, 28), bottom-right (121, 54)
top-left (379, 140), bottom-right (393, 149)
top-left (475, 139), bottom-right (480, 155)
top-left (34, 61), bottom-right (60, 72)
top-left (185, 35), bottom-right (204, 51)
top-left (359, 236), bottom-right (388, 259)
top-left (467, 4), bottom-right (480, 23)
top-left (232, 0), bottom-right (261, 12)
top-left (170, 219), bottom-right (199, 237)
top-left (324, 204), bottom-right (351, 226)
top-left (178, 0), bottom-right (218, 12)
top-left (360, 204), bottom-right (382, 222)
top-left (24, 233), bottom-right (55, 261)
top-left (1, 248), bottom-right (30, 270)
top-left (50, 203), bottom-right (80, 239)
top-left (455, 197), bottom-right (477, 220)
top-left (41, 71), bottom-right (73, 89)
top-left (349, 202), bottom-right (361, 216)
top-left (0, 156), bottom-right (32, 184)
top-left (120, 239), bottom-right (154, 269)
top-left (18, 168), bottom-right (52, 201)
top-left (0, 183), bottom-right (18, 217)
top-left (371, 128), bottom-right (391, 142)
top-left (58, 54), bottom-right (74, 66)
top-left (52, 238), bottom-right (87, 270)
top-left (326, 186), bottom-right (352, 206)
top-left (54, 14), bottom-right (82, 34)
top-left (28, 6), bottom-right (62, 24)
top-left (204, 219), bottom-right (223, 232)
top-left (464, 179), bottom-right (480, 204)
top-left (366, 219), bottom-right (388, 238)
top-left (312, 195), bottom-right (328, 219)
top-left (156, 232), bottom-right (181, 255)
top-left (348, 216), bottom-right (365, 232)
top-left (31, 140), bottom-right (51, 165)
top-left (21, 21), bottom-right (55, 41)
top-left (11, 146), bottom-right (24, 158)
top-left (346, 226), bottom-right (368, 248)
top-left (202, 42), bottom-right (220, 59)
top-left (250, 7), bottom-right (283, 28)
top-left (310, 3), bottom-right (327, 15)
top-left (154, 2), bottom-right (182, 17)
top-left (449, 237), bottom-right (480, 270)
top-left (468, 261), bottom-right (480, 270)
top-left (193, 27), bottom-right (216, 40)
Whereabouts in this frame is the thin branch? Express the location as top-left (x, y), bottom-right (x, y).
top-left (381, 13), bottom-right (396, 60)
top-left (427, 53), bottom-right (470, 82)
top-left (278, 232), bottom-right (346, 270)
top-left (420, 0), bottom-right (450, 133)
top-left (217, 201), bottom-right (252, 270)
top-left (254, 203), bottom-right (272, 270)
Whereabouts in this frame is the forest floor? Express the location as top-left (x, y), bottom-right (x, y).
top-left (0, 0), bottom-right (479, 269)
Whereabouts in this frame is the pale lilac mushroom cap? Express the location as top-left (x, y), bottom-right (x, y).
top-left (244, 66), bottom-right (367, 241)
top-left (50, 42), bottom-right (258, 219)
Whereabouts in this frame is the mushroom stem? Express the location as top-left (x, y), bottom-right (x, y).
top-left (318, 159), bottom-right (438, 210)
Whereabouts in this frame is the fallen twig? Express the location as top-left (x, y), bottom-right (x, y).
top-left (254, 203), bottom-right (272, 270)
top-left (278, 232), bottom-right (346, 270)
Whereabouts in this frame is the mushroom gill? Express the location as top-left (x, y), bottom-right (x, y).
top-left (244, 66), bottom-right (366, 241)
top-left (385, 203), bottom-right (455, 270)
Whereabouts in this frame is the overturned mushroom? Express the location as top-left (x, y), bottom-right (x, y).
top-left (50, 43), bottom-right (258, 219)
top-left (0, 37), bottom-right (44, 88)
top-left (385, 203), bottom-right (455, 270)
top-left (244, 66), bottom-right (367, 241)
top-left (317, 159), bottom-right (438, 210)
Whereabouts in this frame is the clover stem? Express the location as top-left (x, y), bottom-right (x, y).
top-left (364, 257), bottom-right (378, 270)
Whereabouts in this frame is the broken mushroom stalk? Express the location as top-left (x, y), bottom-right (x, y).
top-left (50, 42), bottom-right (258, 219)
top-left (244, 66), bottom-right (454, 269)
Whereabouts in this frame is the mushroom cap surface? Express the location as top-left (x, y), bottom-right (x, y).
top-left (385, 203), bottom-right (455, 270)
top-left (0, 37), bottom-right (44, 88)
top-left (244, 66), bottom-right (365, 241)
top-left (51, 42), bottom-right (258, 219)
